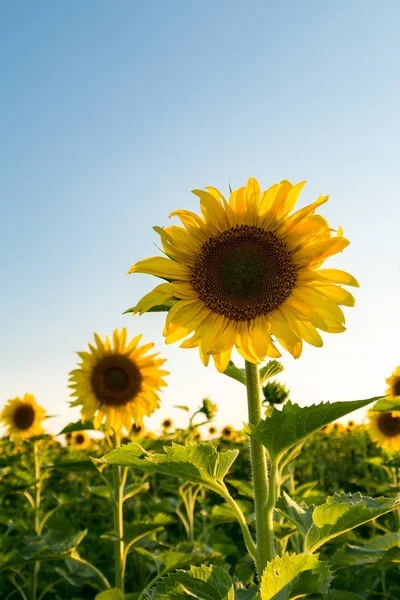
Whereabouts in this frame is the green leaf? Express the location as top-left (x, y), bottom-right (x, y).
top-left (260, 552), bottom-right (321, 600)
top-left (173, 405), bottom-right (190, 412)
top-left (49, 460), bottom-right (99, 473)
top-left (41, 515), bottom-right (88, 554)
top-left (246, 397), bottom-right (380, 460)
top-left (223, 361), bottom-right (246, 386)
top-left (369, 397), bottom-right (400, 411)
top-left (275, 492), bottom-right (314, 537)
top-left (304, 492), bottom-right (400, 552)
top-left (143, 564), bottom-right (234, 599)
top-left (124, 300), bottom-right (178, 315)
top-left (211, 500), bottom-right (253, 524)
top-left (332, 532), bottom-right (400, 568)
top-left (95, 590), bottom-right (124, 600)
top-left (58, 420), bottom-right (95, 434)
top-left (226, 479), bottom-right (254, 499)
top-left (325, 592), bottom-right (365, 600)
top-left (104, 442), bottom-right (238, 491)
top-left (259, 361), bottom-right (284, 384)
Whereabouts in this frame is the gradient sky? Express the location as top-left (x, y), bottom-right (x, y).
top-left (1, 1), bottom-right (399, 436)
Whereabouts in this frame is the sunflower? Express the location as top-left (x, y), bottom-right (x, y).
top-left (368, 411), bottom-right (400, 451)
top-left (320, 424), bottom-right (333, 434)
top-left (162, 418), bottom-right (173, 430)
top-left (221, 425), bottom-right (235, 440)
top-left (69, 328), bottom-right (168, 435)
top-left (0, 394), bottom-right (46, 439)
top-left (332, 422), bottom-right (346, 433)
top-left (208, 425), bottom-right (217, 436)
top-left (71, 431), bottom-right (91, 450)
top-left (386, 366), bottom-right (400, 399)
top-left (346, 420), bottom-right (357, 431)
top-left (129, 178), bottom-right (358, 371)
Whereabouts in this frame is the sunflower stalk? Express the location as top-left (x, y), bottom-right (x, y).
top-left (32, 440), bottom-right (41, 600)
top-left (112, 433), bottom-right (125, 593)
top-left (245, 361), bottom-right (275, 576)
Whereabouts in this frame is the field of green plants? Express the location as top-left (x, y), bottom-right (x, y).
top-left (1, 399), bottom-right (400, 600)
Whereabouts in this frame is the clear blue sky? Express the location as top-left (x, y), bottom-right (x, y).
top-left (1, 1), bottom-right (399, 435)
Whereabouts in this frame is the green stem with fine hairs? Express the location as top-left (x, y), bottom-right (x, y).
top-left (245, 360), bottom-right (275, 576)
top-left (112, 433), bottom-right (125, 593)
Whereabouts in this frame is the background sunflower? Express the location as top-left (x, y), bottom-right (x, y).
top-left (69, 328), bottom-right (168, 436)
top-left (70, 431), bottom-right (91, 450)
top-left (129, 178), bottom-right (358, 371)
top-left (0, 394), bottom-right (46, 439)
top-left (368, 410), bottom-right (400, 451)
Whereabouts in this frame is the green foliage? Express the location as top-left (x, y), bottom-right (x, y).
top-left (95, 589), bottom-right (125, 600)
top-left (262, 382), bottom-right (289, 406)
top-left (223, 361), bottom-right (247, 386)
top-left (246, 397), bottom-right (381, 459)
top-left (260, 553), bottom-right (330, 600)
top-left (304, 492), bottom-right (400, 552)
top-left (333, 532), bottom-right (400, 567)
top-left (143, 564), bottom-right (235, 599)
top-left (104, 442), bottom-right (238, 491)
top-left (59, 420), bottom-right (95, 434)
top-left (259, 361), bottom-right (284, 385)
top-left (124, 300), bottom-right (178, 314)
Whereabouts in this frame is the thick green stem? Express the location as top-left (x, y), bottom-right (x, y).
top-left (32, 441), bottom-right (41, 600)
top-left (245, 361), bottom-right (275, 574)
top-left (112, 434), bottom-right (125, 592)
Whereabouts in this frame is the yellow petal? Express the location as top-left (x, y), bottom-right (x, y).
top-left (128, 256), bottom-right (191, 281)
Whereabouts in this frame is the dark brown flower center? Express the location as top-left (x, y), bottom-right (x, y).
top-left (13, 404), bottom-right (35, 431)
top-left (191, 225), bottom-right (297, 321)
top-left (75, 433), bottom-right (85, 445)
top-left (377, 413), bottom-right (400, 437)
top-left (91, 355), bottom-right (142, 406)
top-left (393, 377), bottom-right (400, 397)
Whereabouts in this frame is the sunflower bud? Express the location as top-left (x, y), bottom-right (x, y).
top-left (262, 381), bottom-right (289, 405)
top-left (199, 398), bottom-right (218, 419)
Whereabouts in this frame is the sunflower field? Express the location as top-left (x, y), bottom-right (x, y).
top-left (2, 179), bottom-right (400, 600)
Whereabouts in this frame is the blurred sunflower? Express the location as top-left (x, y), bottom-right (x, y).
top-left (71, 431), bottom-right (91, 450)
top-left (221, 425), bottom-right (235, 441)
top-left (386, 367), bottom-right (400, 399)
top-left (69, 328), bottom-right (168, 435)
top-left (0, 394), bottom-right (46, 439)
top-left (129, 178), bottom-right (358, 371)
top-left (320, 424), bottom-right (333, 434)
top-left (131, 423), bottom-right (145, 437)
top-left (332, 422), bottom-right (346, 433)
top-left (208, 425), bottom-right (217, 436)
top-left (65, 432), bottom-right (73, 445)
top-left (191, 429), bottom-right (201, 441)
top-left (346, 420), bottom-right (357, 431)
top-left (162, 418), bottom-right (173, 430)
top-left (368, 411), bottom-right (400, 451)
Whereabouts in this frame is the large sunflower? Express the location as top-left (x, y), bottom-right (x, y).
top-left (368, 411), bottom-right (400, 451)
top-left (0, 394), bottom-right (46, 439)
top-left (129, 178), bottom-right (358, 371)
top-left (386, 366), bottom-right (400, 399)
top-left (69, 328), bottom-right (168, 435)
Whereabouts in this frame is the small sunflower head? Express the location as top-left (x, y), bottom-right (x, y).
top-left (65, 432), bottom-right (73, 445)
top-left (199, 398), bottom-right (218, 420)
top-left (320, 424), bottom-right (333, 434)
top-left (346, 420), bottom-right (357, 431)
top-left (162, 418), bottom-right (173, 430)
top-left (262, 381), bottom-right (290, 405)
top-left (69, 329), bottom-right (168, 435)
top-left (131, 423), bottom-right (145, 437)
top-left (386, 367), bottom-right (400, 399)
top-left (332, 422), bottom-right (345, 433)
top-left (191, 429), bottom-right (201, 441)
top-left (208, 425), bottom-right (217, 436)
top-left (368, 410), bottom-right (400, 451)
top-left (0, 394), bottom-right (46, 439)
top-left (221, 425), bottom-right (234, 441)
top-left (71, 431), bottom-right (90, 450)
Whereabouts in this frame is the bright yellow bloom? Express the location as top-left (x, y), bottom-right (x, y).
top-left (69, 328), bottom-right (168, 435)
top-left (346, 420), bottom-right (357, 431)
top-left (71, 431), bottom-right (91, 450)
top-left (386, 366), bottom-right (400, 399)
top-left (162, 418), bottom-right (173, 430)
top-left (0, 394), bottom-right (46, 439)
top-left (129, 178), bottom-right (358, 371)
top-left (331, 422), bottom-right (346, 433)
top-left (368, 411), bottom-right (400, 451)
